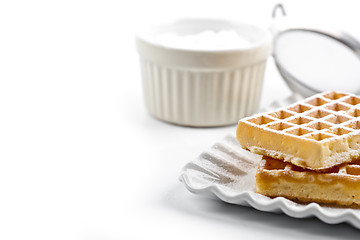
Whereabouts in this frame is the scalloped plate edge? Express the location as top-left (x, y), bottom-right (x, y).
top-left (179, 135), bottom-right (360, 229)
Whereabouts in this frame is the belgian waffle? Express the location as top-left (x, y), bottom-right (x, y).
top-left (256, 156), bottom-right (360, 206)
top-left (236, 91), bottom-right (360, 170)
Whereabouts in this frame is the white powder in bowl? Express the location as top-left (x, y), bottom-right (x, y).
top-left (153, 30), bottom-right (252, 51)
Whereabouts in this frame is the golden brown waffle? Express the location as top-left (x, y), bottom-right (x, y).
top-left (256, 156), bottom-right (360, 206)
top-left (237, 91), bottom-right (360, 170)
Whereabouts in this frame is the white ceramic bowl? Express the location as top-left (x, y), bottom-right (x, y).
top-left (136, 19), bottom-right (272, 127)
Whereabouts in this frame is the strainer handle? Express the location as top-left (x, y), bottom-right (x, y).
top-left (272, 3), bottom-right (286, 19)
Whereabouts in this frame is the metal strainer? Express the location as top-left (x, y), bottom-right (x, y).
top-left (272, 4), bottom-right (360, 97)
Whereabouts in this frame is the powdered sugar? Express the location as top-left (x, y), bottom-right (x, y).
top-left (153, 30), bottom-right (252, 50)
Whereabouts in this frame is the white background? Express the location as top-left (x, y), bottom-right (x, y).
top-left (1, 0), bottom-right (360, 239)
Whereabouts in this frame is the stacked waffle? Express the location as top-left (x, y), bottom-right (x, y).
top-left (236, 91), bottom-right (360, 206)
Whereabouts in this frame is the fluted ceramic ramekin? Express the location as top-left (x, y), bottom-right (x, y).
top-left (136, 19), bottom-right (272, 127)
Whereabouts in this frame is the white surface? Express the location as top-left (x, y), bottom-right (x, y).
top-left (180, 135), bottom-right (360, 229)
top-left (1, 0), bottom-right (360, 239)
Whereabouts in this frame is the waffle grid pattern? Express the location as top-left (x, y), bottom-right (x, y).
top-left (245, 91), bottom-right (360, 142)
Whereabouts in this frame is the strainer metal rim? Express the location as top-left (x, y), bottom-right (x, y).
top-left (271, 4), bottom-right (360, 97)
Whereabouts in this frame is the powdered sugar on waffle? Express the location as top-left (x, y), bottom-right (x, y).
top-left (237, 91), bottom-right (360, 169)
top-left (245, 91), bottom-right (360, 141)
